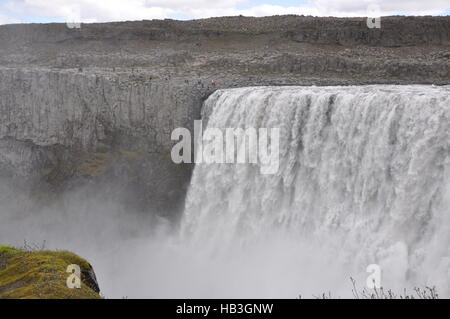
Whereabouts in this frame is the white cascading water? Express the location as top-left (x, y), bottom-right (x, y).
top-left (181, 85), bottom-right (450, 297)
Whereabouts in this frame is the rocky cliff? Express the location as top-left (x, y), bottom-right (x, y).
top-left (0, 16), bottom-right (449, 220)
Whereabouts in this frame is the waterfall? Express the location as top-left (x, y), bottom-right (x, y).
top-left (182, 85), bottom-right (450, 296)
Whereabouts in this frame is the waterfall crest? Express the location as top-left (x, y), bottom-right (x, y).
top-left (182, 85), bottom-right (450, 295)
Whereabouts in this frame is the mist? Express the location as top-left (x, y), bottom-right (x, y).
top-left (0, 177), bottom-right (367, 299)
top-left (2, 174), bottom-right (448, 299)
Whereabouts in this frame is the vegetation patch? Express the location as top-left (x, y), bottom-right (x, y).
top-left (0, 246), bottom-right (101, 299)
top-left (76, 152), bottom-right (111, 177)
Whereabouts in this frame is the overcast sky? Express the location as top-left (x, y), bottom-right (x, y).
top-left (0, 0), bottom-right (449, 25)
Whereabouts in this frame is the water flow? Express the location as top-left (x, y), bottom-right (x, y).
top-left (181, 85), bottom-right (450, 296)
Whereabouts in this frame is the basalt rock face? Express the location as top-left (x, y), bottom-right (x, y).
top-left (0, 16), bottom-right (449, 220)
top-left (0, 67), bottom-right (198, 217)
top-left (1, 16), bottom-right (449, 54)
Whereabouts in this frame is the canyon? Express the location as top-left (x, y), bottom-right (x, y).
top-left (0, 16), bottom-right (449, 219)
top-left (0, 16), bottom-right (449, 298)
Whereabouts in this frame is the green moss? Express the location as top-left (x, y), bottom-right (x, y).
top-left (39, 149), bottom-right (149, 184)
top-left (0, 246), bottom-right (23, 259)
top-left (119, 150), bottom-right (144, 160)
top-left (30, 191), bottom-right (58, 202)
top-left (76, 151), bottom-right (146, 177)
top-left (77, 152), bottom-right (110, 177)
top-left (0, 247), bottom-right (101, 299)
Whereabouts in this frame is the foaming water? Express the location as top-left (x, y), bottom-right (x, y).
top-left (180, 85), bottom-right (450, 297)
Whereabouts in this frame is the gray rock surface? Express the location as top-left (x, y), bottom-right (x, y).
top-left (0, 16), bottom-right (449, 220)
